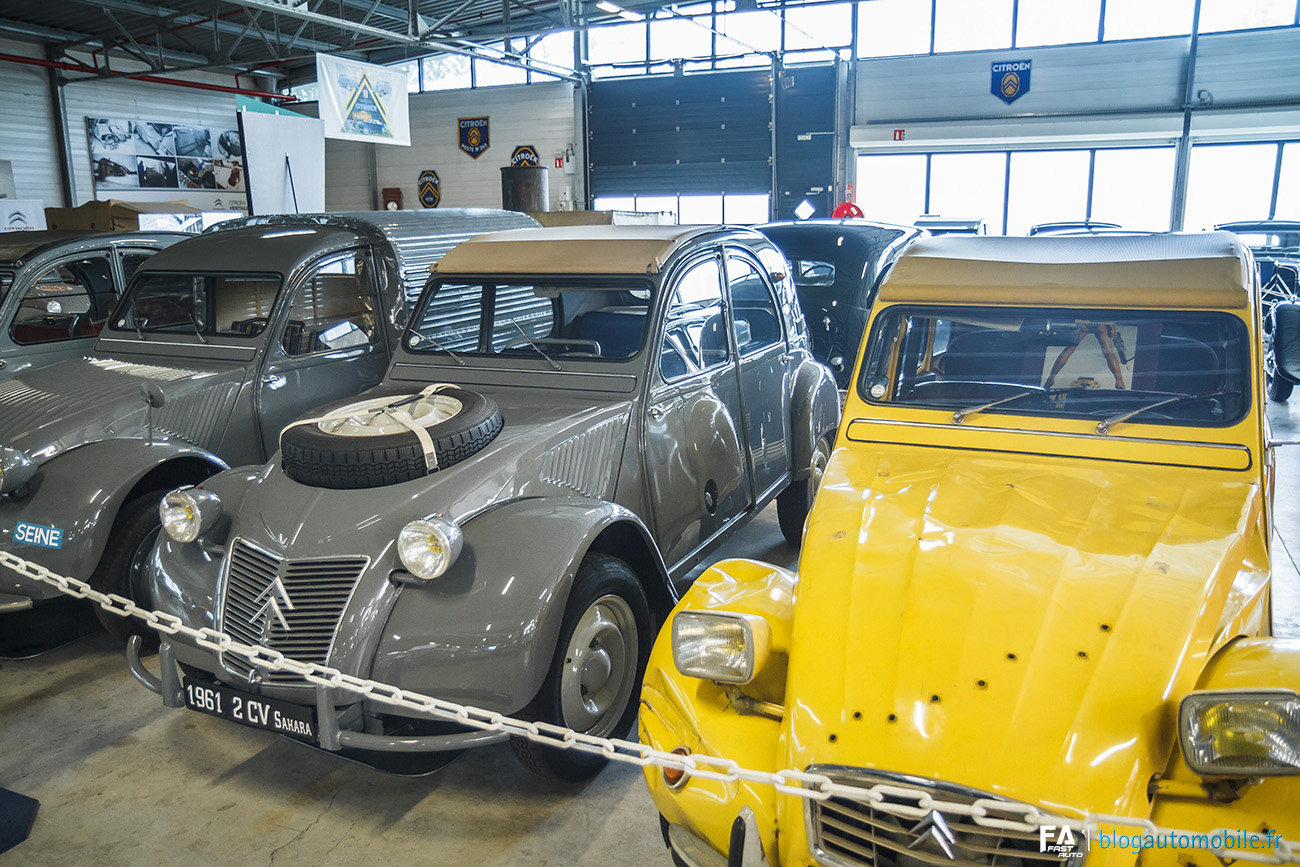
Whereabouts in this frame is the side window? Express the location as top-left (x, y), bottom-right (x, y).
top-left (660, 257), bottom-right (727, 382)
top-left (119, 251), bottom-right (154, 286)
top-left (726, 254), bottom-right (782, 354)
top-left (282, 253), bottom-right (376, 357)
top-left (11, 255), bottom-right (115, 345)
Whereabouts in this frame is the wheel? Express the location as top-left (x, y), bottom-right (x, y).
top-left (1264, 311), bottom-right (1295, 402)
top-left (511, 553), bottom-right (650, 781)
top-left (280, 386), bottom-right (503, 489)
top-left (777, 435), bottom-right (831, 546)
top-left (88, 493), bottom-right (165, 642)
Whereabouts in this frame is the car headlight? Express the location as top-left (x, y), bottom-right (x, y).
top-left (1179, 690), bottom-right (1300, 777)
top-left (159, 487), bottom-right (222, 543)
top-left (672, 611), bottom-right (772, 684)
top-left (397, 517), bottom-right (462, 581)
top-left (0, 448), bottom-right (36, 495)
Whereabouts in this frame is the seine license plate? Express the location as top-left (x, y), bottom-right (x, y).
top-left (182, 677), bottom-right (317, 742)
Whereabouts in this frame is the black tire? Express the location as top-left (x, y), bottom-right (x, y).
top-left (511, 553), bottom-right (651, 782)
top-left (1268, 369), bottom-right (1294, 402)
top-left (280, 386), bottom-right (503, 489)
top-left (88, 494), bottom-right (165, 643)
top-left (777, 435), bottom-right (831, 547)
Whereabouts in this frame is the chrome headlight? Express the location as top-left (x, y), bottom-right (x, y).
top-left (672, 611), bottom-right (772, 684)
top-left (0, 448), bottom-right (36, 495)
top-left (1179, 690), bottom-right (1300, 777)
top-left (397, 517), bottom-right (463, 581)
top-left (159, 487), bottom-right (222, 543)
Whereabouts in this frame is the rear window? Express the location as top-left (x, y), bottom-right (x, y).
top-left (859, 306), bottom-right (1251, 428)
top-left (408, 279), bottom-right (655, 362)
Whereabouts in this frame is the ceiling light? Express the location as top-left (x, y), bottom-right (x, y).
top-left (619, 9), bottom-right (645, 20)
top-left (596, 1), bottom-right (621, 11)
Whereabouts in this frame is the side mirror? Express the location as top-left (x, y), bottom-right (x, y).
top-left (1273, 303), bottom-right (1300, 383)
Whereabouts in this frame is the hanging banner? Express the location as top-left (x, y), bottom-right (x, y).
top-left (418, 170), bottom-right (440, 208)
top-left (458, 117), bottom-right (490, 159)
top-left (991, 59), bottom-right (1031, 105)
top-left (316, 54), bottom-right (411, 146)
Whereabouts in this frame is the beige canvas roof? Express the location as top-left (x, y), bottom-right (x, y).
top-left (432, 225), bottom-right (720, 276)
top-left (879, 231), bottom-right (1253, 309)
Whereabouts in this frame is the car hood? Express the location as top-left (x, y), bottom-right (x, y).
top-left (783, 444), bottom-right (1268, 818)
top-left (224, 389), bottom-right (633, 557)
top-left (0, 354), bottom-right (245, 460)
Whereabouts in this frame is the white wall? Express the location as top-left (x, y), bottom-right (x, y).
top-left (853, 27), bottom-right (1300, 152)
top-left (0, 38), bottom-right (61, 207)
top-left (324, 81), bottom-right (581, 213)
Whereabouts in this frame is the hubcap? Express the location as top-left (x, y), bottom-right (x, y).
top-left (559, 594), bottom-right (638, 736)
top-left (808, 439), bottom-right (830, 503)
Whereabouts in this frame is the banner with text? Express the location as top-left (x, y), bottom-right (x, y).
top-left (316, 55), bottom-right (411, 146)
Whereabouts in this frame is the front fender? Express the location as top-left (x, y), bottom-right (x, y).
top-left (791, 358), bottom-right (840, 478)
top-left (1147, 638), bottom-right (1300, 865)
top-left (0, 438), bottom-right (227, 601)
top-left (371, 497), bottom-right (668, 715)
top-left (640, 558), bottom-right (796, 865)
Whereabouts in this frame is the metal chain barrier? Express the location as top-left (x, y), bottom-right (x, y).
top-left (4, 547), bottom-right (1297, 865)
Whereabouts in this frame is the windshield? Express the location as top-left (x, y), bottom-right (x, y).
top-left (110, 272), bottom-right (283, 338)
top-left (407, 279), bottom-right (654, 361)
top-left (859, 307), bottom-right (1251, 427)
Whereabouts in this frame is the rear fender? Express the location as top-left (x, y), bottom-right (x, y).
top-left (791, 358), bottom-right (841, 477)
top-left (371, 497), bottom-right (672, 714)
top-left (0, 438), bottom-right (226, 592)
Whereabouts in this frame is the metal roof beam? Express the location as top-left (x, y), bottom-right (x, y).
top-left (56, 0), bottom-right (342, 54)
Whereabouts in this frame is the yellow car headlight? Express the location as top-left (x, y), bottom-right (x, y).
top-left (1179, 689), bottom-right (1300, 777)
top-left (671, 611), bottom-right (771, 684)
top-left (159, 487), bottom-right (222, 543)
top-left (397, 517), bottom-right (462, 581)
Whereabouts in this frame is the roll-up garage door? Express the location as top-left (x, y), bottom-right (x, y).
top-left (588, 69), bottom-right (773, 197)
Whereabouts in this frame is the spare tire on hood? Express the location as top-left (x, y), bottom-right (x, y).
top-left (280, 384), bottom-right (503, 489)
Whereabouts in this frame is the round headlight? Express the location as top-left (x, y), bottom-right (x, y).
top-left (397, 518), bottom-right (463, 581)
top-left (160, 489), bottom-right (203, 543)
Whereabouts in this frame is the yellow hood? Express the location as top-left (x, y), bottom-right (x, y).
top-left (785, 444), bottom-right (1268, 818)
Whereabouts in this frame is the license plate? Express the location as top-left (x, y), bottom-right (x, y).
top-left (182, 677), bottom-right (317, 742)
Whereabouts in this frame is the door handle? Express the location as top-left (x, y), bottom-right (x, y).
top-left (647, 403), bottom-right (667, 420)
top-left (262, 373), bottom-right (286, 389)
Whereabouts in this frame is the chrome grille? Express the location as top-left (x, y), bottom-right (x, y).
top-left (807, 769), bottom-right (1084, 867)
top-left (219, 539), bottom-right (368, 685)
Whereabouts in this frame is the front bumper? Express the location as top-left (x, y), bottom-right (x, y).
top-left (127, 636), bottom-right (507, 754)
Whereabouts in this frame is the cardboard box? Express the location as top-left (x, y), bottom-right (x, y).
top-left (44, 199), bottom-right (201, 232)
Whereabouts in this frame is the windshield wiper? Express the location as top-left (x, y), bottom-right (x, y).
top-left (185, 308), bottom-right (209, 344)
top-left (412, 332), bottom-right (467, 366)
top-left (1095, 390), bottom-right (1234, 435)
top-left (510, 319), bottom-right (561, 371)
top-left (952, 388), bottom-right (1045, 424)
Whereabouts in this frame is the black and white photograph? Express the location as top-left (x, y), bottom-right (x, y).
top-left (131, 121), bottom-right (175, 156)
top-left (214, 127), bottom-right (243, 159)
top-left (91, 154), bottom-right (138, 189)
top-left (86, 117), bottom-right (135, 156)
top-left (136, 154), bottom-right (177, 188)
top-left (173, 124), bottom-right (212, 158)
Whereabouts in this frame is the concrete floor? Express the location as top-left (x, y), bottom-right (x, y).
top-left (4, 405), bottom-right (1300, 867)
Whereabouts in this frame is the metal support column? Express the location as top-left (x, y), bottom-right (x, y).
top-left (44, 46), bottom-right (76, 207)
top-left (1169, 0), bottom-right (1203, 232)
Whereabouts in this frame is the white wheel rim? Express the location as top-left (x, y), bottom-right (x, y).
top-left (317, 394), bottom-right (463, 437)
top-left (558, 594), bottom-right (638, 736)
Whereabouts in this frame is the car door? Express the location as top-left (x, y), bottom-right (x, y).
top-left (725, 248), bottom-right (792, 501)
top-left (644, 252), bottom-right (752, 573)
top-left (4, 251), bottom-right (117, 377)
top-left (254, 249), bottom-right (389, 459)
